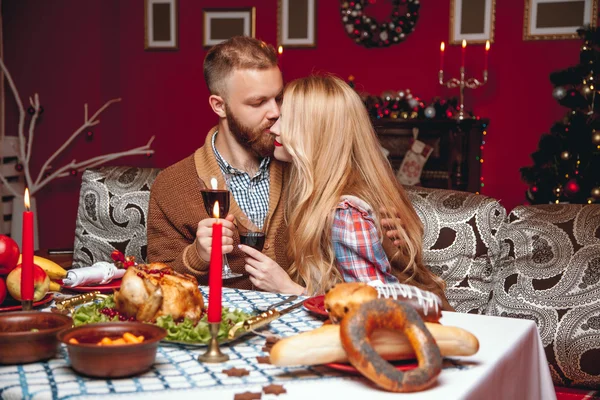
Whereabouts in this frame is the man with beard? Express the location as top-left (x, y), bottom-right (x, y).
top-left (146, 36), bottom-right (292, 291)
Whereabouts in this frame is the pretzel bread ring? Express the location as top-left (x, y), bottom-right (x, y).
top-left (340, 298), bottom-right (442, 392)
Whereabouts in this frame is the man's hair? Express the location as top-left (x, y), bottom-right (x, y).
top-left (203, 36), bottom-right (278, 97)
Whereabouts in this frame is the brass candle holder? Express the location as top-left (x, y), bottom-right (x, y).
top-left (198, 322), bottom-right (229, 363)
top-left (21, 300), bottom-right (33, 311)
top-left (439, 67), bottom-right (488, 120)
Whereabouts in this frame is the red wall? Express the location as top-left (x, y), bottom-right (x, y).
top-left (2, 1), bottom-right (585, 249)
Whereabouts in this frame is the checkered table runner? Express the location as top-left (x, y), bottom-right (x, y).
top-left (0, 288), bottom-right (353, 400)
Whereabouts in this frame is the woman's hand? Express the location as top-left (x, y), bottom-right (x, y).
top-left (238, 244), bottom-right (304, 295)
top-left (380, 207), bottom-right (405, 247)
top-left (195, 214), bottom-right (235, 262)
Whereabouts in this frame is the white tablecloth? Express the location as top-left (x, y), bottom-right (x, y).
top-left (0, 288), bottom-right (556, 400)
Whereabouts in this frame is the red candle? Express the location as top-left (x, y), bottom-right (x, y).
top-left (21, 188), bottom-right (34, 303)
top-left (439, 42), bottom-right (445, 71)
top-left (461, 40), bottom-right (467, 68)
top-left (484, 40), bottom-right (490, 71)
top-left (207, 201), bottom-right (223, 323)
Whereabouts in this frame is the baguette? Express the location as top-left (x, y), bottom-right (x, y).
top-left (269, 323), bottom-right (479, 367)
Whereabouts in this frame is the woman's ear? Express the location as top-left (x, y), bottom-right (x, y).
top-left (209, 94), bottom-right (227, 118)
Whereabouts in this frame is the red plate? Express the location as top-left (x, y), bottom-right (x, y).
top-left (63, 279), bottom-right (121, 294)
top-left (326, 360), bottom-right (418, 375)
top-left (303, 295), bottom-right (328, 317)
top-left (0, 293), bottom-right (54, 312)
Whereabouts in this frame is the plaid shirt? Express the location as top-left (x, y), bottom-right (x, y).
top-left (331, 196), bottom-right (399, 284)
top-left (212, 132), bottom-right (270, 229)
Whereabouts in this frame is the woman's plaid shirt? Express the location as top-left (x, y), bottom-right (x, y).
top-left (332, 196), bottom-right (399, 284)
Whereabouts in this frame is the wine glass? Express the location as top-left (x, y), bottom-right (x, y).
top-left (236, 214), bottom-right (265, 252)
top-left (200, 177), bottom-right (242, 280)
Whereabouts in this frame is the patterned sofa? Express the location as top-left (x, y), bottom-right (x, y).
top-left (73, 166), bottom-right (600, 390)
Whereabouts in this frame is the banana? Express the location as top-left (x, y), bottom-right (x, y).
top-left (17, 255), bottom-right (68, 280)
top-left (49, 280), bottom-right (62, 292)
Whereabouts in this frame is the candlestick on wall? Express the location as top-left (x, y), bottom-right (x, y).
top-left (439, 40), bottom-right (489, 120)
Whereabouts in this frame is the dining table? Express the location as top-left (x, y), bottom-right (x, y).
top-left (0, 287), bottom-right (556, 400)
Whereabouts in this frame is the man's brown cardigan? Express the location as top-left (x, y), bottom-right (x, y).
top-left (147, 129), bottom-right (290, 290)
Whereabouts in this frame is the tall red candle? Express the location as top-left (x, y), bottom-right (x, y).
top-left (461, 40), bottom-right (467, 69)
top-left (439, 42), bottom-right (445, 71)
top-left (207, 201), bottom-right (223, 323)
top-left (21, 188), bottom-right (34, 302)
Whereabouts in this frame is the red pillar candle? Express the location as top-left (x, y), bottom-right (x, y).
top-left (484, 40), bottom-right (490, 71)
top-left (461, 40), bottom-right (467, 69)
top-left (439, 42), bottom-right (445, 71)
top-left (207, 201), bottom-right (223, 323)
top-left (21, 188), bottom-right (34, 302)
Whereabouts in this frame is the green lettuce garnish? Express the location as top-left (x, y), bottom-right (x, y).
top-left (72, 295), bottom-right (250, 344)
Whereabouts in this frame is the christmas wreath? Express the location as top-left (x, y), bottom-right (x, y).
top-left (340, 0), bottom-right (420, 48)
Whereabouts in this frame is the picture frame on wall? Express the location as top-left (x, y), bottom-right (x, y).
top-left (203, 8), bottom-right (256, 47)
top-left (450, 0), bottom-right (496, 44)
top-left (278, 0), bottom-right (316, 47)
top-left (524, 0), bottom-right (598, 40)
top-left (144, 0), bottom-right (178, 50)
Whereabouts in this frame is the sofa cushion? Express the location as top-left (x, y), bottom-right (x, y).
top-left (486, 204), bottom-right (600, 389)
top-left (404, 186), bottom-right (506, 313)
top-left (72, 166), bottom-right (161, 268)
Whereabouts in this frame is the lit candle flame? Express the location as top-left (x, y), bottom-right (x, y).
top-left (485, 40), bottom-right (490, 51)
top-left (24, 188), bottom-right (30, 211)
top-left (278, 45), bottom-right (283, 55)
top-left (213, 201), bottom-right (220, 219)
top-left (210, 177), bottom-right (218, 190)
top-left (462, 40), bottom-right (467, 49)
top-left (440, 42), bottom-right (445, 52)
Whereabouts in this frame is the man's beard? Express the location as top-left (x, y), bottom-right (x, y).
top-left (225, 105), bottom-right (275, 158)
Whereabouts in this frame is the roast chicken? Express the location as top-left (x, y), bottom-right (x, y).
top-left (113, 263), bottom-right (204, 323)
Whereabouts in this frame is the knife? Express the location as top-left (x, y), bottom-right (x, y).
top-left (228, 300), bottom-right (304, 340)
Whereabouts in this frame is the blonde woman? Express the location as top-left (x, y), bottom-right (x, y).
top-left (239, 75), bottom-right (451, 309)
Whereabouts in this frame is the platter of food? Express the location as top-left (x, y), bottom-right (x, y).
top-left (69, 262), bottom-right (252, 347)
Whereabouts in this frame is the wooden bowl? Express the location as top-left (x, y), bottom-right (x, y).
top-left (57, 322), bottom-right (167, 378)
top-left (0, 311), bottom-right (73, 364)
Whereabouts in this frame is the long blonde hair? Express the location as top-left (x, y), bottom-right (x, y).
top-left (280, 75), bottom-right (445, 296)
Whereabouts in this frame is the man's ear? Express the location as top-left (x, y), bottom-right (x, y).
top-left (209, 94), bottom-right (227, 118)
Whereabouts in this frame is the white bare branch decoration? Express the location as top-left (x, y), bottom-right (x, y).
top-left (0, 58), bottom-right (155, 198)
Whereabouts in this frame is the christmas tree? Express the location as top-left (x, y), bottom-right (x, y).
top-left (521, 26), bottom-right (600, 204)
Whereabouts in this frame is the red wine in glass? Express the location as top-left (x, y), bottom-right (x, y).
top-left (199, 188), bottom-right (241, 279)
top-left (201, 190), bottom-right (230, 217)
top-left (239, 232), bottom-right (265, 251)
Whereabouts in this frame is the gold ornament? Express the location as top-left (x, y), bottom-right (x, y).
top-left (390, 111), bottom-right (399, 119)
top-left (554, 186), bottom-right (562, 195)
top-left (560, 151), bottom-right (571, 160)
top-left (591, 187), bottom-right (600, 199)
top-left (400, 112), bottom-right (409, 119)
top-left (592, 131), bottom-right (600, 144)
top-left (582, 85), bottom-right (592, 96)
top-left (410, 111), bottom-right (418, 119)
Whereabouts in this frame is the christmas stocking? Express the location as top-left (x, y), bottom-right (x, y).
top-left (396, 129), bottom-right (433, 186)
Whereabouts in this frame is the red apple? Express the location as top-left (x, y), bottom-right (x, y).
top-left (0, 278), bottom-right (6, 305)
top-left (6, 264), bottom-right (49, 301)
top-left (0, 235), bottom-right (20, 275)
